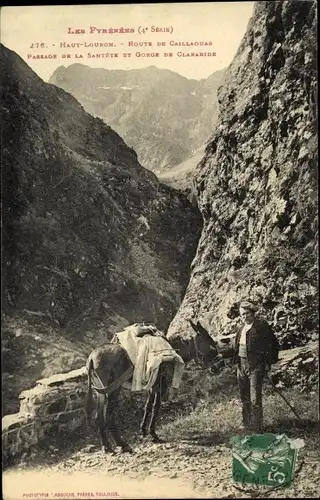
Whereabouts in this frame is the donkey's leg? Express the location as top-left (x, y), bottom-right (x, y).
top-left (149, 374), bottom-right (168, 443)
top-left (96, 393), bottom-right (113, 453)
top-left (108, 391), bottom-right (133, 453)
top-left (140, 391), bottom-right (154, 437)
top-left (149, 391), bottom-right (163, 443)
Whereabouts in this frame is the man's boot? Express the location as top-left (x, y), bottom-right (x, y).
top-left (251, 404), bottom-right (263, 433)
top-left (241, 402), bottom-right (251, 429)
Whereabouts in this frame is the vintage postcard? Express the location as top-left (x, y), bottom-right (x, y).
top-left (1, 1), bottom-right (318, 499)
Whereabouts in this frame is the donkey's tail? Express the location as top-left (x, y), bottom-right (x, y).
top-left (85, 358), bottom-right (95, 427)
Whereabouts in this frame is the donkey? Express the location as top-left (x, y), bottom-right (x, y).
top-left (84, 320), bottom-right (218, 453)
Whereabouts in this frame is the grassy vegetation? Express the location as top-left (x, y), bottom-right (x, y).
top-left (160, 372), bottom-right (320, 456)
top-left (118, 363), bottom-right (320, 455)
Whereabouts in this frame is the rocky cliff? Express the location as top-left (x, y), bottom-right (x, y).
top-left (48, 65), bottom-right (225, 174)
top-left (1, 43), bottom-right (202, 413)
top-left (167, 1), bottom-right (318, 354)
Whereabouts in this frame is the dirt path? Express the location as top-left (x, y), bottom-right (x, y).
top-left (3, 394), bottom-right (320, 499)
top-left (3, 432), bottom-right (320, 499)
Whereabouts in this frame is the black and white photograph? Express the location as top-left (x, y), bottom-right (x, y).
top-left (1, 1), bottom-right (318, 498)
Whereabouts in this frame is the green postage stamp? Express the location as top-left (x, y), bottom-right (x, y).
top-left (231, 433), bottom-right (305, 487)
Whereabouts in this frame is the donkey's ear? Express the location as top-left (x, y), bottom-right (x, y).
top-left (189, 319), bottom-right (211, 338)
top-left (189, 319), bottom-right (198, 332)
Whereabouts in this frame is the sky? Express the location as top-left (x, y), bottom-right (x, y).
top-left (1, 2), bottom-right (255, 82)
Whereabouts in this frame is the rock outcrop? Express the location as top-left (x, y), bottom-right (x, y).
top-left (167, 0), bottom-right (318, 362)
top-left (49, 64), bottom-right (225, 174)
top-left (271, 341), bottom-right (318, 392)
top-left (1, 43), bottom-right (202, 413)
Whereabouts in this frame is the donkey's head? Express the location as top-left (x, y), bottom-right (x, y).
top-left (189, 319), bottom-right (218, 366)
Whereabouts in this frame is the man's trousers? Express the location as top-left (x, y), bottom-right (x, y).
top-left (237, 357), bottom-right (265, 431)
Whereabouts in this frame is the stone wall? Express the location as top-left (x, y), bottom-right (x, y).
top-left (2, 366), bottom-right (87, 467)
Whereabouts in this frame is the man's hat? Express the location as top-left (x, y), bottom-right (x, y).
top-left (239, 300), bottom-right (259, 312)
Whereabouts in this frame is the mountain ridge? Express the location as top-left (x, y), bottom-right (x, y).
top-left (49, 63), bottom-right (225, 174)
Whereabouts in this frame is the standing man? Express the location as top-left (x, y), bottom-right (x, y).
top-left (233, 300), bottom-right (280, 432)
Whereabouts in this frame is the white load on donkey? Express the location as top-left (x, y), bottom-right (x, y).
top-left (114, 323), bottom-right (185, 392)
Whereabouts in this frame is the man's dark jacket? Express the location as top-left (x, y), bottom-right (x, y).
top-left (232, 317), bottom-right (280, 369)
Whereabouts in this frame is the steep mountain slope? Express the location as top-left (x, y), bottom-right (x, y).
top-left (49, 65), bottom-right (225, 174)
top-left (1, 43), bottom-right (202, 413)
top-left (158, 145), bottom-right (206, 191)
top-left (167, 1), bottom-right (318, 352)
